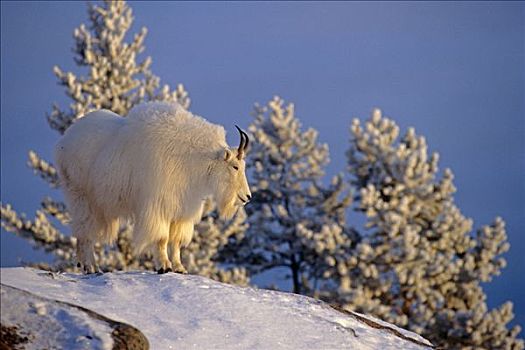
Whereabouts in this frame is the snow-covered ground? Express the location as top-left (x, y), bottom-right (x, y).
top-left (1, 267), bottom-right (433, 349)
top-left (2, 284), bottom-right (113, 349)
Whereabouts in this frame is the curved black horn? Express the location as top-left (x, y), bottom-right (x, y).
top-left (235, 125), bottom-right (246, 150)
top-left (235, 125), bottom-right (249, 158)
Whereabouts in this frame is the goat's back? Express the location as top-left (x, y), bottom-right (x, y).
top-left (55, 109), bottom-right (124, 191)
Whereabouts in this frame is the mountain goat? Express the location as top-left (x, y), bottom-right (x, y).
top-left (55, 101), bottom-right (251, 274)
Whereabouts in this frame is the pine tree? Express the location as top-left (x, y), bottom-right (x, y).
top-left (47, 0), bottom-right (189, 134)
top-left (228, 96), bottom-right (353, 295)
top-left (331, 108), bottom-right (523, 349)
top-left (1, 0), bottom-right (248, 284)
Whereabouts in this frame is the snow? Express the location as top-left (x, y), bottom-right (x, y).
top-left (1, 267), bottom-right (433, 350)
top-left (1, 284), bottom-right (113, 350)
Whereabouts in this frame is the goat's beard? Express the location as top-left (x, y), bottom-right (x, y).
top-left (217, 196), bottom-right (238, 221)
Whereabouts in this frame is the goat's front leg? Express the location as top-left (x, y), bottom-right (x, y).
top-left (154, 236), bottom-right (173, 274)
top-left (169, 222), bottom-right (188, 274)
top-left (170, 240), bottom-right (187, 274)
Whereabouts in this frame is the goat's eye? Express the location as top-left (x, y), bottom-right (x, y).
top-left (232, 165), bottom-right (239, 171)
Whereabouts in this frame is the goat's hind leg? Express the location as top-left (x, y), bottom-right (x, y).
top-left (73, 215), bottom-right (116, 274)
top-left (74, 221), bottom-right (100, 274)
top-left (67, 191), bottom-right (102, 274)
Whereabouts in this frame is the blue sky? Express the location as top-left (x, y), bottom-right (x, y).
top-left (1, 1), bottom-right (524, 327)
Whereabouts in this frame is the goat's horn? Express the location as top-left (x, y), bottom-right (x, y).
top-left (242, 129), bottom-right (249, 151)
top-left (235, 125), bottom-right (248, 158)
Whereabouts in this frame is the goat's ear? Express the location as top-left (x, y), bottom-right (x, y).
top-left (223, 149), bottom-right (233, 161)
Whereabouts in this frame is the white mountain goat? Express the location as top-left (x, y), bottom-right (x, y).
top-left (55, 101), bottom-right (251, 274)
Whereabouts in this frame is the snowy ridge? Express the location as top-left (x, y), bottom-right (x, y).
top-left (1, 268), bottom-right (433, 349)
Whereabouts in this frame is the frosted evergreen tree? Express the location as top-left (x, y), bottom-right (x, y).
top-left (330, 109), bottom-right (523, 350)
top-left (47, 1), bottom-right (190, 134)
top-left (1, 0), bottom-right (248, 285)
top-left (229, 96), bottom-right (353, 294)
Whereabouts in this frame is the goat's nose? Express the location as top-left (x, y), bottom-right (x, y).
top-left (247, 194), bottom-right (252, 201)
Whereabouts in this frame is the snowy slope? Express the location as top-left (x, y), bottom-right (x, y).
top-left (1, 284), bottom-right (148, 350)
top-left (1, 268), bottom-right (433, 350)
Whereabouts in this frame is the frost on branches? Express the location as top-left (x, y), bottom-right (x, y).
top-left (227, 96), bottom-right (354, 295)
top-left (1, 0), bottom-right (247, 285)
top-left (335, 109), bottom-right (523, 350)
top-left (48, 0), bottom-right (189, 134)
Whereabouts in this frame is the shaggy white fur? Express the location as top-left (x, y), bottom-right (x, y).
top-left (55, 101), bottom-right (251, 274)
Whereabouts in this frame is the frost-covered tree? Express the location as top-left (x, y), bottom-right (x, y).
top-left (1, 0), bottom-right (248, 285)
top-left (228, 96), bottom-right (354, 294)
top-left (48, 0), bottom-right (189, 134)
top-left (328, 109), bottom-right (523, 350)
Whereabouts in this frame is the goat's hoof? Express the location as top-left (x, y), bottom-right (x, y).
top-left (82, 264), bottom-right (101, 275)
top-left (173, 266), bottom-right (187, 274)
top-left (158, 268), bottom-right (171, 274)
top-left (77, 262), bottom-right (81, 268)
